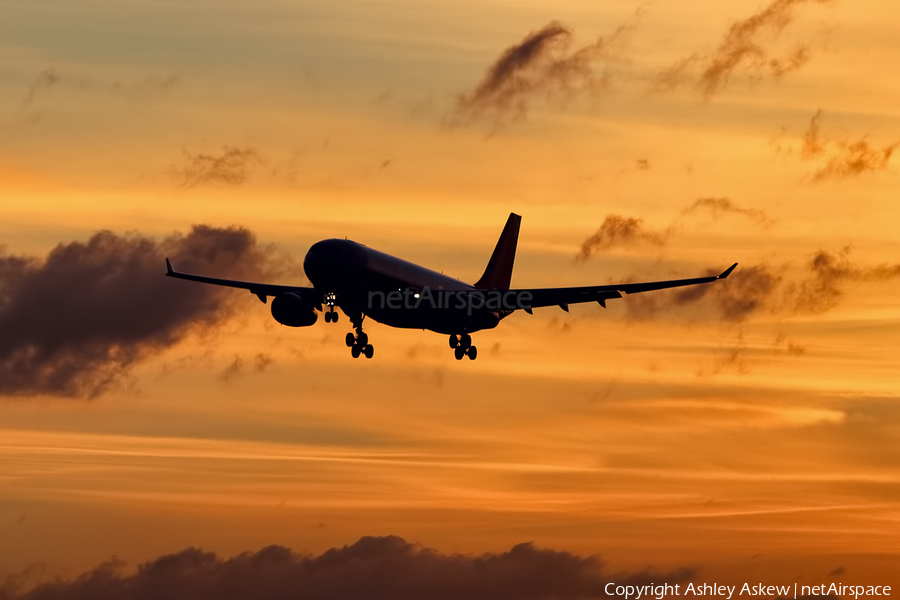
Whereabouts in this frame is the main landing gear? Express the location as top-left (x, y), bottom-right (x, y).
top-left (346, 316), bottom-right (374, 359)
top-left (323, 292), bottom-right (339, 323)
top-left (449, 334), bottom-right (477, 360)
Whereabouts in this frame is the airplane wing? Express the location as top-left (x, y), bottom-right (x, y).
top-left (510, 263), bottom-right (737, 312)
top-left (165, 258), bottom-right (318, 306)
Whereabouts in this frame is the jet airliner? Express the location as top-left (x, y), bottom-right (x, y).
top-left (166, 213), bottom-right (736, 360)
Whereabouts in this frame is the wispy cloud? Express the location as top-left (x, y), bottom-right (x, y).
top-left (174, 147), bottom-right (265, 187)
top-left (800, 110), bottom-right (897, 181)
top-left (21, 69), bottom-right (63, 107)
top-left (679, 197), bottom-right (775, 227)
top-left (576, 215), bottom-right (667, 261)
top-left (221, 353), bottom-right (274, 382)
top-left (625, 264), bottom-right (781, 323)
top-left (623, 249), bottom-right (900, 322)
top-left (786, 248), bottom-right (900, 313)
top-left (110, 74), bottom-right (180, 98)
top-left (448, 19), bottom-right (633, 127)
top-left (657, 0), bottom-right (831, 98)
top-left (19, 68), bottom-right (180, 122)
top-left (0, 536), bottom-right (693, 600)
top-left (577, 199), bottom-right (772, 261)
top-left (0, 226), bottom-right (290, 398)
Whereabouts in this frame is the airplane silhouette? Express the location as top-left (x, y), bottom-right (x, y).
top-left (166, 213), bottom-right (736, 360)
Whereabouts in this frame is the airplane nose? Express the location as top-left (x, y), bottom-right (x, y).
top-left (303, 239), bottom-right (367, 287)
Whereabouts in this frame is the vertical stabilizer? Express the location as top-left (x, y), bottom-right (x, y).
top-left (475, 213), bottom-right (520, 290)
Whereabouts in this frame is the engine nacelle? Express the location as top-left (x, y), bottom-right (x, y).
top-left (271, 293), bottom-right (318, 327)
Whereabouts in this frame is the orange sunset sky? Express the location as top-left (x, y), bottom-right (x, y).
top-left (2, 0), bottom-right (900, 594)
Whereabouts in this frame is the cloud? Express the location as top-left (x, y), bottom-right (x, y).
top-left (785, 248), bottom-right (900, 313)
top-left (0, 536), bottom-right (693, 600)
top-left (174, 147), bottom-right (265, 187)
top-left (577, 200), bottom-right (771, 261)
top-left (677, 264), bottom-right (781, 321)
top-left (576, 215), bottom-right (667, 261)
top-left (622, 248), bottom-right (900, 322)
top-left (625, 264), bottom-right (781, 322)
top-left (657, 0), bottom-right (830, 97)
top-left (679, 198), bottom-right (774, 227)
top-left (0, 226), bottom-right (290, 398)
top-left (800, 110), bottom-right (897, 181)
top-left (801, 109), bottom-right (826, 158)
top-left (110, 74), bottom-right (180, 97)
top-left (20, 69), bottom-right (180, 120)
top-left (449, 19), bottom-right (632, 126)
top-left (221, 353), bottom-right (274, 382)
top-left (22, 69), bottom-right (62, 107)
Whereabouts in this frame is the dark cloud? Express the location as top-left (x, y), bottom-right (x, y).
top-left (657, 0), bottom-right (830, 97)
top-left (449, 20), bottom-right (631, 126)
top-left (677, 264), bottom-right (780, 321)
top-left (679, 197), bottom-right (774, 227)
top-left (623, 248), bottom-right (900, 322)
top-left (625, 264), bottom-right (781, 322)
top-left (576, 215), bottom-right (667, 261)
top-left (785, 248), bottom-right (852, 313)
top-left (578, 200), bottom-right (771, 261)
top-left (0, 226), bottom-right (290, 398)
top-left (0, 536), bottom-right (693, 600)
top-left (785, 248), bottom-right (900, 313)
top-left (800, 110), bottom-right (897, 181)
top-left (174, 147), bottom-right (265, 187)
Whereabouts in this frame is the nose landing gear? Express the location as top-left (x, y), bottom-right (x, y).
top-left (450, 334), bottom-right (477, 360)
top-left (324, 292), bottom-right (339, 323)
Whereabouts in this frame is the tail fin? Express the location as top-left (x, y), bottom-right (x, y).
top-left (475, 213), bottom-right (520, 290)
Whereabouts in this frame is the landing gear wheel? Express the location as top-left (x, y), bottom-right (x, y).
top-left (460, 333), bottom-right (472, 349)
top-left (467, 346), bottom-right (477, 360)
top-left (454, 346), bottom-right (465, 360)
top-left (449, 335), bottom-right (458, 349)
top-left (347, 313), bottom-right (369, 359)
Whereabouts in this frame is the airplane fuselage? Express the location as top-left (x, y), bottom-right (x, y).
top-left (303, 239), bottom-right (505, 335)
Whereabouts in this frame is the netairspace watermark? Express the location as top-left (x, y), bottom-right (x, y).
top-left (368, 287), bottom-right (534, 315)
top-left (604, 582), bottom-right (892, 600)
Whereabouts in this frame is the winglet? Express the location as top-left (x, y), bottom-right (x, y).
top-left (717, 263), bottom-right (738, 279)
top-left (165, 258), bottom-right (175, 275)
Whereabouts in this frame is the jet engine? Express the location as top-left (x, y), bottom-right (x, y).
top-left (271, 293), bottom-right (318, 327)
